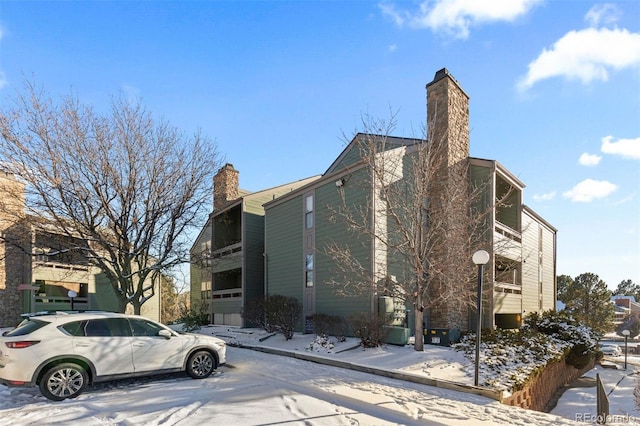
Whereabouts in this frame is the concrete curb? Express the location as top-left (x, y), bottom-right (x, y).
top-left (235, 343), bottom-right (503, 402)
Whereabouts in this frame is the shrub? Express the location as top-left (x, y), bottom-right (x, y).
top-left (348, 312), bottom-right (386, 348)
top-left (177, 304), bottom-right (208, 332)
top-left (523, 309), bottom-right (599, 368)
top-left (264, 295), bottom-right (302, 340)
top-left (243, 295), bottom-right (302, 340)
top-left (311, 313), bottom-right (347, 342)
top-left (242, 297), bottom-right (276, 333)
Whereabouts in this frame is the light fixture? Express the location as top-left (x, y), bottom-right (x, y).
top-left (472, 249), bottom-right (490, 386)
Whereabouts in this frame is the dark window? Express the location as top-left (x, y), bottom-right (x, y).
top-left (129, 319), bottom-right (165, 337)
top-left (60, 320), bottom-right (86, 336)
top-left (3, 319), bottom-right (48, 337)
top-left (78, 283), bottom-right (88, 298)
top-left (84, 318), bottom-right (131, 337)
top-left (305, 254), bottom-right (314, 287)
top-left (305, 195), bottom-right (314, 229)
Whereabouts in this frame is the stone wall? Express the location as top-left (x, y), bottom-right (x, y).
top-left (0, 171), bottom-right (29, 327)
top-left (502, 358), bottom-right (595, 411)
top-left (425, 68), bottom-right (473, 330)
top-left (213, 163), bottom-right (239, 211)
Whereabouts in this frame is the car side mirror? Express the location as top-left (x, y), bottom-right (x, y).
top-left (158, 329), bottom-right (172, 339)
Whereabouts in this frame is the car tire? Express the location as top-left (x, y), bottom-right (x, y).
top-left (39, 362), bottom-right (89, 401)
top-left (186, 350), bottom-right (216, 379)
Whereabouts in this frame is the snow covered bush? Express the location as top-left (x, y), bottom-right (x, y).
top-left (455, 328), bottom-right (568, 391)
top-left (305, 335), bottom-right (336, 352)
top-left (453, 310), bottom-right (599, 392)
top-left (523, 310), bottom-right (599, 369)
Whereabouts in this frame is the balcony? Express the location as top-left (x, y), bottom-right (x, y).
top-left (211, 242), bottom-right (242, 259)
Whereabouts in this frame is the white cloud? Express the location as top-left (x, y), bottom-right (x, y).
top-left (518, 27), bottom-right (640, 90)
top-left (578, 152), bottom-right (601, 166)
top-left (379, 0), bottom-right (542, 39)
top-left (613, 194), bottom-right (634, 206)
top-left (585, 4), bottom-right (621, 27)
top-left (563, 179), bottom-right (617, 202)
top-left (388, 44), bottom-right (398, 53)
top-left (533, 191), bottom-right (556, 201)
top-left (601, 135), bottom-right (640, 160)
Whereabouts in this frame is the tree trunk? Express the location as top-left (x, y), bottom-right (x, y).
top-left (414, 306), bottom-right (424, 351)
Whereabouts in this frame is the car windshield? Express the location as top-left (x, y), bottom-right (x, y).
top-left (2, 318), bottom-right (49, 337)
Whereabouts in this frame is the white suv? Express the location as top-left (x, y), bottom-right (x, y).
top-left (0, 311), bottom-right (226, 401)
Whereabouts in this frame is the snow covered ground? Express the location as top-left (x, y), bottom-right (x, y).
top-left (206, 326), bottom-right (639, 419)
top-left (0, 325), bottom-right (638, 425)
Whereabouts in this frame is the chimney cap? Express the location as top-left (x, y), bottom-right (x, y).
top-left (426, 67), bottom-right (469, 98)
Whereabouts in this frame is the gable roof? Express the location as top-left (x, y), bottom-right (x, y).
top-left (324, 133), bottom-right (424, 176)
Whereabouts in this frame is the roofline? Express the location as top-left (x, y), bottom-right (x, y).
top-left (523, 204), bottom-right (558, 232)
top-left (469, 157), bottom-right (526, 189)
top-left (323, 133), bottom-right (424, 176)
top-left (265, 161), bottom-right (369, 210)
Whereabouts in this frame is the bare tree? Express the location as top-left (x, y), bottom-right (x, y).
top-left (0, 81), bottom-right (222, 314)
top-left (324, 111), bottom-right (502, 351)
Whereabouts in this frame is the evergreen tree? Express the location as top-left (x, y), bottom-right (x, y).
top-left (557, 274), bottom-right (573, 306)
top-left (613, 279), bottom-right (640, 302)
top-left (558, 272), bottom-right (614, 335)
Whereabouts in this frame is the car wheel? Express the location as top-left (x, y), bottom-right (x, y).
top-left (39, 363), bottom-right (88, 401)
top-left (186, 350), bottom-right (216, 379)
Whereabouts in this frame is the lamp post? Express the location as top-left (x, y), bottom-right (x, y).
top-left (472, 249), bottom-right (490, 387)
top-left (68, 290), bottom-right (77, 311)
top-left (622, 329), bottom-right (630, 370)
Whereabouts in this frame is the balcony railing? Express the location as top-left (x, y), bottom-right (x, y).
top-left (212, 288), bottom-right (242, 299)
top-left (211, 242), bottom-right (242, 259)
top-left (495, 222), bottom-right (521, 243)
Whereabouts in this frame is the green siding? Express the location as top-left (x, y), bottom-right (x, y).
top-left (315, 168), bottom-right (373, 318)
top-left (92, 274), bottom-right (120, 312)
top-left (211, 298), bottom-right (242, 314)
top-left (244, 212), bottom-right (265, 304)
top-left (214, 255), bottom-right (243, 272)
top-left (265, 196), bottom-right (303, 300)
top-left (332, 145), bottom-right (364, 172)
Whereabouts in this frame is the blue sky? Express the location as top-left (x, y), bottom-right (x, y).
top-left (1, 0), bottom-right (638, 289)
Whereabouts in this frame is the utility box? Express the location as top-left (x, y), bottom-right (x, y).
top-left (378, 296), bottom-right (395, 314)
top-left (383, 326), bottom-right (410, 346)
top-left (424, 328), bottom-right (461, 346)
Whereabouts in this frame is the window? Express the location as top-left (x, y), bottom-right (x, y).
top-left (4, 319), bottom-right (48, 337)
top-left (129, 318), bottom-right (165, 337)
top-left (84, 318), bottom-right (131, 337)
top-left (305, 254), bottom-right (314, 287)
top-left (305, 195), bottom-right (314, 229)
top-left (60, 321), bottom-right (85, 336)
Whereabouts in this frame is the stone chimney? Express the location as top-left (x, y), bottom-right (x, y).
top-left (213, 163), bottom-right (239, 211)
top-left (0, 170), bottom-right (26, 227)
top-left (425, 68), bottom-right (473, 331)
top-left (0, 169), bottom-right (28, 328)
top-left (426, 68), bottom-right (470, 167)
